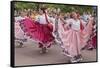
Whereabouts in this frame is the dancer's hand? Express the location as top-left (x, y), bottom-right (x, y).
top-left (59, 15), bottom-right (63, 19)
top-left (89, 16), bottom-right (94, 21)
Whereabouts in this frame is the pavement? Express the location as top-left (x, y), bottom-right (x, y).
top-left (15, 39), bottom-right (97, 66)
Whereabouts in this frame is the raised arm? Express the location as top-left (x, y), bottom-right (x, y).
top-left (59, 15), bottom-right (72, 31)
top-left (59, 15), bottom-right (67, 25)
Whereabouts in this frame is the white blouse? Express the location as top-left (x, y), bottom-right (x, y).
top-left (35, 14), bottom-right (51, 24)
top-left (50, 17), bottom-right (55, 24)
top-left (66, 19), bottom-right (80, 31)
top-left (15, 16), bottom-right (25, 22)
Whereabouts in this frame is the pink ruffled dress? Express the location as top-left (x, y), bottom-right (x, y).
top-left (58, 18), bottom-right (91, 57)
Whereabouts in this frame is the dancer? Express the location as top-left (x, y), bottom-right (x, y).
top-left (20, 8), bottom-right (55, 53)
top-left (58, 11), bottom-right (93, 63)
top-left (81, 13), bottom-right (94, 50)
top-left (53, 13), bottom-right (64, 46)
top-left (86, 20), bottom-right (97, 50)
top-left (15, 12), bottom-right (27, 48)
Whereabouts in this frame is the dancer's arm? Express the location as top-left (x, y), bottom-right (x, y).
top-left (88, 17), bottom-right (94, 24)
top-left (59, 16), bottom-right (66, 25)
top-left (49, 18), bottom-right (53, 24)
top-left (59, 16), bottom-right (71, 31)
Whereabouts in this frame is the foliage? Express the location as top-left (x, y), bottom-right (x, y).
top-left (14, 2), bottom-right (94, 14)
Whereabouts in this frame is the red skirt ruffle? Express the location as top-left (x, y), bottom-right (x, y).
top-left (19, 18), bottom-right (54, 45)
top-left (91, 35), bottom-right (97, 48)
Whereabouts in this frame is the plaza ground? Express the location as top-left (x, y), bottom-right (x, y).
top-left (15, 39), bottom-right (97, 66)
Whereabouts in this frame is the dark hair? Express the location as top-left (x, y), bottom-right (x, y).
top-left (70, 13), bottom-right (73, 18)
top-left (40, 7), bottom-right (47, 13)
top-left (76, 11), bottom-right (80, 18)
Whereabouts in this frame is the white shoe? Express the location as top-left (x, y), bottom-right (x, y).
top-left (62, 52), bottom-right (72, 57)
top-left (76, 57), bottom-right (83, 62)
top-left (70, 57), bottom-right (83, 63)
top-left (70, 58), bottom-right (78, 63)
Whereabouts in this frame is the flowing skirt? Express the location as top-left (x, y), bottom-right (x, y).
top-left (81, 20), bottom-right (94, 49)
top-left (58, 23), bottom-right (81, 57)
top-left (87, 34), bottom-right (97, 49)
top-left (15, 22), bottom-right (27, 47)
top-left (15, 22), bottom-right (27, 41)
top-left (60, 30), bottom-right (81, 57)
top-left (19, 18), bottom-right (54, 47)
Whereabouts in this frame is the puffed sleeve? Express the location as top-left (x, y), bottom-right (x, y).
top-left (35, 15), bottom-right (40, 22)
top-left (15, 16), bottom-right (25, 22)
top-left (81, 19), bottom-right (88, 27)
top-left (65, 19), bottom-right (73, 26)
